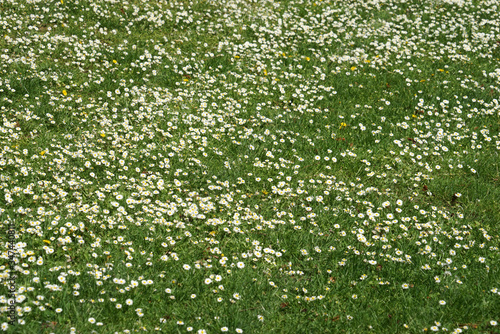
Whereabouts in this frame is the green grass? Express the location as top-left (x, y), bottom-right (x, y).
top-left (0, 0), bottom-right (499, 333)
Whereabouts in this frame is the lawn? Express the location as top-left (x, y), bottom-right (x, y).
top-left (0, 0), bottom-right (499, 333)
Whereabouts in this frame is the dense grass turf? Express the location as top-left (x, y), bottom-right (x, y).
top-left (0, 0), bottom-right (499, 333)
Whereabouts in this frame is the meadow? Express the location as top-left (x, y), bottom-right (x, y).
top-left (0, 0), bottom-right (499, 332)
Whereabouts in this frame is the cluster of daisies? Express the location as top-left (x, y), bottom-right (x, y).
top-left (0, 0), bottom-right (499, 332)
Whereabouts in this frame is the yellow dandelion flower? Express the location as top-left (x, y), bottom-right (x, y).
top-left (62, 90), bottom-right (67, 96)
top-left (113, 60), bottom-right (117, 64)
top-left (40, 151), bottom-right (46, 156)
top-left (351, 66), bottom-right (357, 71)
top-left (100, 133), bottom-right (106, 137)
top-left (306, 57), bottom-right (310, 61)
top-left (43, 240), bottom-right (51, 244)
